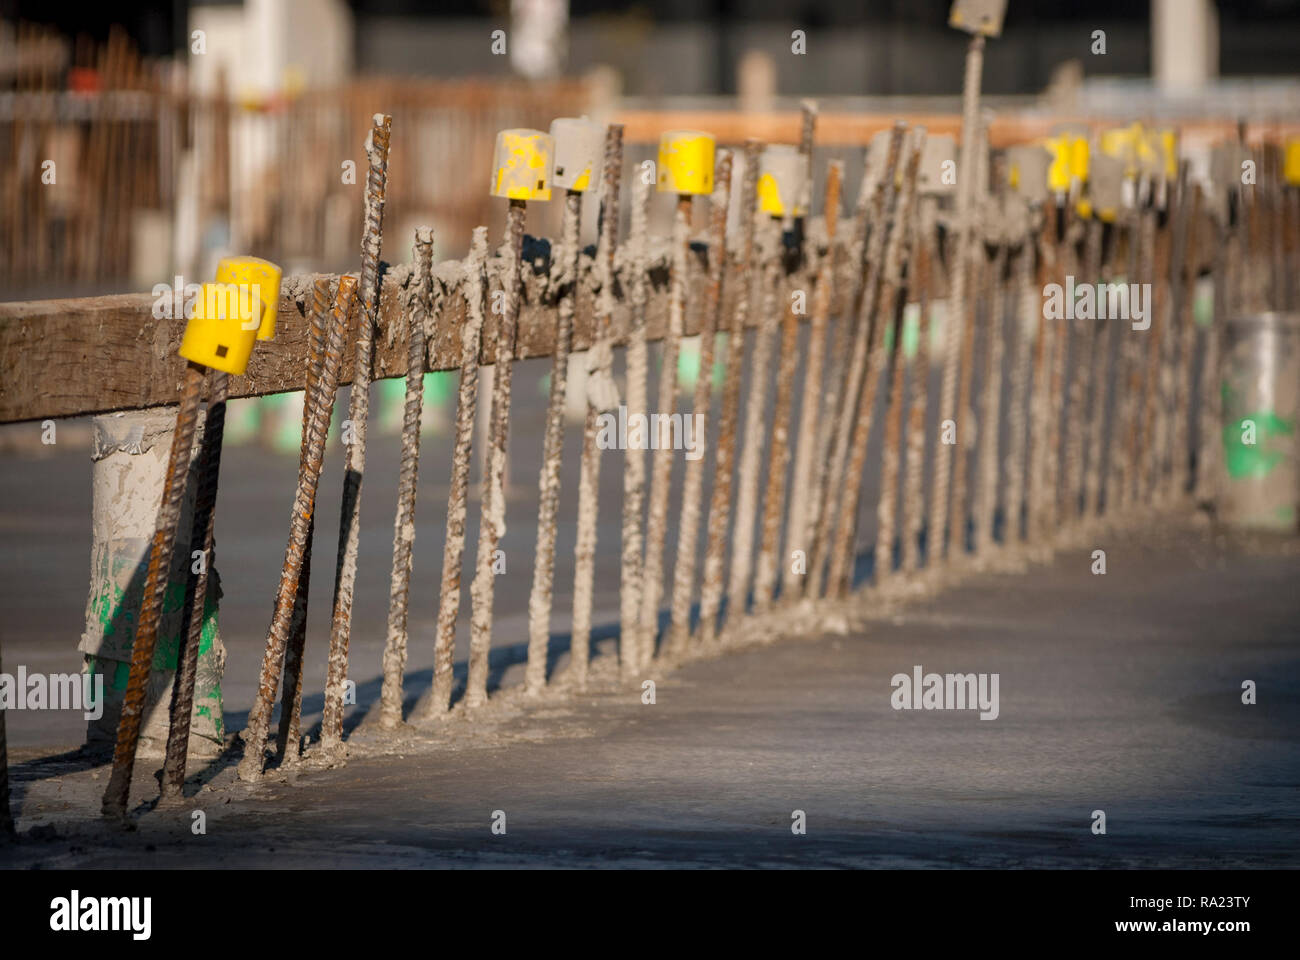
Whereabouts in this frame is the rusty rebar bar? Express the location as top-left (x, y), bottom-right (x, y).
top-left (103, 359), bottom-right (204, 819)
top-left (1196, 211), bottom-right (1231, 508)
top-left (1083, 219), bottom-right (1112, 519)
top-left (827, 129), bottom-right (925, 598)
top-left (786, 160), bottom-right (842, 601)
top-left (1027, 203), bottom-right (1059, 545)
top-left (1138, 192), bottom-right (1171, 504)
top-left (973, 241), bottom-right (1007, 557)
top-left (639, 192), bottom-right (692, 657)
top-left (697, 139), bottom-right (761, 644)
top-left (929, 35), bottom-right (984, 566)
top-left (946, 241), bottom-right (980, 563)
top-left (667, 149), bottom-right (732, 653)
top-left (808, 163), bottom-right (875, 569)
top-left (1064, 216), bottom-right (1103, 524)
top-left (379, 227), bottom-right (433, 727)
top-left (726, 213), bottom-right (781, 620)
top-left (570, 124), bottom-right (624, 687)
top-left (321, 113), bottom-right (391, 751)
top-left (428, 227), bottom-right (488, 716)
top-left (810, 123), bottom-right (904, 596)
top-left (276, 277), bottom-right (332, 761)
top-left (466, 200), bottom-right (526, 708)
top-left (754, 228), bottom-right (800, 613)
top-left (873, 241), bottom-right (912, 581)
top-left (902, 197), bottom-right (938, 572)
top-left (160, 368), bottom-right (229, 800)
top-left (237, 277), bottom-right (356, 781)
top-left (1043, 200), bottom-right (1075, 535)
top-left (1003, 232), bottom-right (1036, 544)
top-left (525, 191), bottom-right (581, 695)
top-left (1170, 183), bottom-right (1203, 501)
top-left (620, 172), bottom-right (653, 674)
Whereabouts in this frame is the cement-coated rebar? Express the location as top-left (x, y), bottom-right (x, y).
top-left (667, 149), bottom-right (732, 653)
top-left (570, 124), bottom-right (624, 686)
top-left (754, 224), bottom-right (801, 613)
top-left (697, 139), bottom-right (760, 644)
top-left (827, 129), bottom-right (924, 598)
top-left (902, 197), bottom-right (939, 572)
top-left (238, 277), bottom-right (356, 781)
top-left (786, 160), bottom-right (842, 601)
top-left (379, 227), bottom-right (433, 726)
top-left (972, 242), bottom-right (1007, 557)
top-left (525, 191), bottom-right (581, 694)
top-left (467, 200), bottom-right (525, 708)
top-left (620, 174), bottom-right (653, 674)
top-left (429, 228), bottom-right (488, 715)
top-left (277, 277), bottom-right (332, 760)
top-left (810, 123), bottom-right (904, 597)
top-left (929, 34), bottom-right (984, 566)
top-left (1003, 233), bottom-right (1037, 543)
top-left (322, 113), bottom-right (390, 751)
top-left (639, 193), bottom-right (692, 657)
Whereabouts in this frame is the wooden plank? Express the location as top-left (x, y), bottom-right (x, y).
top-left (0, 242), bottom-right (838, 424)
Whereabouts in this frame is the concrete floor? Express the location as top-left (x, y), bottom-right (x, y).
top-left (2, 508), bottom-right (1297, 867)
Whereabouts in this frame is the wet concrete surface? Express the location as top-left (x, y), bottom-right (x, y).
top-left (2, 506), bottom-right (1297, 867)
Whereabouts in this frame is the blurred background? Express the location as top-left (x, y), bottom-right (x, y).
top-left (1, 0), bottom-right (1297, 451)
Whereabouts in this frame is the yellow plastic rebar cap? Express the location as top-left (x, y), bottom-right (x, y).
top-left (658, 130), bottom-right (715, 195)
top-left (214, 255), bottom-right (282, 340)
top-left (757, 144), bottom-right (806, 217)
top-left (178, 282), bottom-right (263, 376)
top-left (491, 129), bottom-right (555, 201)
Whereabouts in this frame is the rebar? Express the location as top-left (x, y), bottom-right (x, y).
top-left (902, 197), bottom-right (939, 571)
top-left (810, 123), bottom-right (904, 597)
top-left (973, 241), bottom-right (1007, 557)
top-left (160, 368), bottom-right (228, 800)
top-left (429, 227), bottom-right (488, 716)
top-left (639, 192), bottom-right (692, 657)
top-left (570, 124), bottom-right (624, 687)
top-left (1170, 183), bottom-right (1203, 500)
top-left (786, 160), bottom-right (842, 601)
top-left (697, 139), bottom-right (760, 644)
top-left (620, 173), bottom-right (653, 674)
top-left (379, 227), bottom-right (433, 726)
top-left (467, 199), bottom-right (525, 708)
top-left (1003, 233), bottom-right (1036, 543)
top-left (827, 129), bottom-right (924, 598)
top-left (322, 113), bottom-right (391, 751)
top-left (103, 359), bottom-right (204, 819)
top-left (929, 34), bottom-right (984, 566)
top-left (754, 224), bottom-right (800, 613)
top-left (276, 277), bottom-right (332, 761)
top-left (525, 190), bottom-right (581, 695)
top-left (237, 277), bottom-right (356, 781)
top-left (667, 149), bottom-right (732, 653)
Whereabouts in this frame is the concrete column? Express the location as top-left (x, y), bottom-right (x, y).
top-left (1152, 0), bottom-right (1218, 94)
top-left (80, 410), bottom-right (226, 760)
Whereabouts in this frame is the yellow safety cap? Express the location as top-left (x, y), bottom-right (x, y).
top-left (757, 144), bottom-right (806, 217)
top-left (1286, 139), bottom-right (1300, 186)
top-left (550, 117), bottom-right (602, 193)
top-left (1158, 129), bottom-right (1178, 179)
top-left (178, 282), bottom-right (263, 376)
top-left (214, 255), bottom-right (282, 340)
top-left (1069, 136), bottom-right (1090, 183)
top-left (1046, 136), bottom-right (1072, 192)
top-left (491, 129), bottom-right (555, 201)
top-left (658, 130), bottom-right (715, 195)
